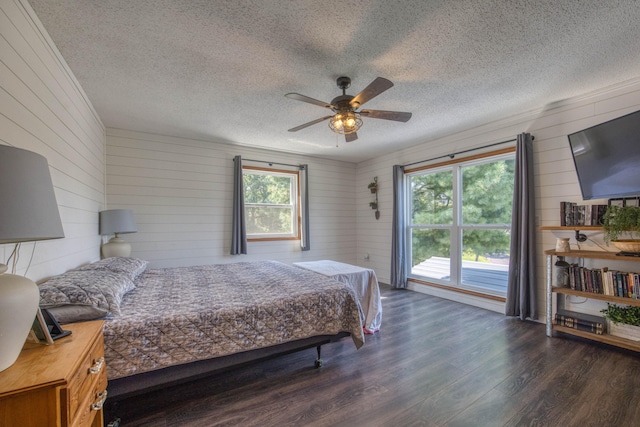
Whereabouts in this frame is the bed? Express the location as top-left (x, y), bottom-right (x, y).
top-left (37, 258), bottom-right (365, 399)
top-left (293, 260), bottom-right (382, 333)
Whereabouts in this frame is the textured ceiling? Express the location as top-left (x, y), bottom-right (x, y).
top-left (28, 0), bottom-right (640, 163)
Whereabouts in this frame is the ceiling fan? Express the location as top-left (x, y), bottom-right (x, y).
top-left (285, 76), bottom-right (412, 142)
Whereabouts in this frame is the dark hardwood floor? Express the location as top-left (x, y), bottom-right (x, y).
top-left (105, 285), bottom-right (640, 427)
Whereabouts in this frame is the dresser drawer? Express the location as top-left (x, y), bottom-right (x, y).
top-left (71, 370), bottom-right (107, 427)
top-left (68, 333), bottom-right (107, 427)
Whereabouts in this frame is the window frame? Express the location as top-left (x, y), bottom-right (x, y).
top-left (242, 166), bottom-right (301, 242)
top-left (404, 147), bottom-right (515, 297)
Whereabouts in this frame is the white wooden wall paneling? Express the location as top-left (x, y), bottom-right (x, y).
top-left (1, 0), bottom-right (105, 280)
top-left (0, 6), bottom-right (101, 144)
top-left (105, 129), bottom-right (357, 268)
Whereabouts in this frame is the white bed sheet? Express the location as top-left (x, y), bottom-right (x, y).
top-left (294, 260), bottom-right (382, 333)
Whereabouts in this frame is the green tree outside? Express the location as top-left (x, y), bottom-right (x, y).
top-left (410, 159), bottom-right (514, 267)
top-left (244, 172), bottom-right (295, 235)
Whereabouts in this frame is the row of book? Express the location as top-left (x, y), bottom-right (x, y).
top-left (566, 264), bottom-right (640, 299)
top-left (554, 309), bottom-right (605, 335)
top-left (560, 202), bottom-right (608, 226)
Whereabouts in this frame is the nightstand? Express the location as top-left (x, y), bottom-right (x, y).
top-left (0, 320), bottom-right (107, 427)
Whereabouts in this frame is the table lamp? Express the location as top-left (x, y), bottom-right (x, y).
top-left (99, 209), bottom-right (137, 258)
top-left (0, 145), bottom-right (65, 372)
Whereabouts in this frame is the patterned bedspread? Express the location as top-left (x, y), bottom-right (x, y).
top-left (103, 261), bottom-right (364, 379)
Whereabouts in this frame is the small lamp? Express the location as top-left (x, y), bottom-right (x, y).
top-left (99, 209), bottom-right (137, 258)
top-left (0, 145), bottom-right (65, 372)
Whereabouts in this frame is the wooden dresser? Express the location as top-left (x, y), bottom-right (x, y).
top-left (0, 320), bottom-right (107, 427)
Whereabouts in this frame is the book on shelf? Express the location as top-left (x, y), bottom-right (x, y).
top-left (554, 309), bottom-right (605, 335)
top-left (566, 265), bottom-right (639, 299)
top-left (559, 201), bottom-right (607, 226)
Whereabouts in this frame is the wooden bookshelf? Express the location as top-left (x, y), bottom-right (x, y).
top-left (544, 248), bottom-right (637, 262)
top-left (544, 248), bottom-right (640, 353)
top-left (552, 325), bottom-right (640, 352)
top-left (538, 226), bottom-right (603, 231)
top-left (551, 286), bottom-right (640, 307)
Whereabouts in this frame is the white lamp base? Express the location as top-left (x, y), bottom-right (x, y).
top-left (0, 267), bottom-right (40, 372)
top-left (101, 237), bottom-right (131, 258)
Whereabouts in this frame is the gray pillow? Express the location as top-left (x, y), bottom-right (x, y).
top-left (74, 257), bottom-right (148, 281)
top-left (45, 304), bottom-right (107, 324)
top-left (39, 269), bottom-right (135, 322)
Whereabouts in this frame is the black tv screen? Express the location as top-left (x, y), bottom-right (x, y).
top-left (568, 109), bottom-right (640, 200)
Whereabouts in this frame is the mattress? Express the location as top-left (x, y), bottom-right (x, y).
top-left (103, 260), bottom-right (364, 380)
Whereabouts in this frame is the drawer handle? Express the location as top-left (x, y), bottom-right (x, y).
top-left (89, 357), bottom-right (105, 374)
top-left (91, 390), bottom-right (108, 411)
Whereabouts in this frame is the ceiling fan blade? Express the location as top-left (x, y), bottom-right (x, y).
top-left (349, 77), bottom-right (394, 108)
top-left (285, 93), bottom-right (334, 109)
top-left (345, 132), bottom-right (358, 143)
top-left (288, 115), bottom-right (333, 132)
top-left (360, 109), bottom-right (412, 122)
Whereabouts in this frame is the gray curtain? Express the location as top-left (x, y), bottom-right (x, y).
top-left (300, 164), bottom-right (310, 251)
top-left (391, 165), bottom-right (407, 288)
top-left (506, 133), bottom-right (537, 319)
top-left (231, 155), bottom-right (247, 255)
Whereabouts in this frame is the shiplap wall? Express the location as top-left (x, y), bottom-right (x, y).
top-left (356, 77), bottom-right (640, 317)
top-left (105, 128), bottom-right (357, 268)
top-left (0, 0), bottom-right (105, 281)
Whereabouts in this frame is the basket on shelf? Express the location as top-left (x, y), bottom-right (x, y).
top-left (611, 240), bottom-right (640, 254)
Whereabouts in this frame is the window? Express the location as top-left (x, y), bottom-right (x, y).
top-left (406, 150), bottom-right (515, 296)
top-left (243, 167), bottom-right (300, 240)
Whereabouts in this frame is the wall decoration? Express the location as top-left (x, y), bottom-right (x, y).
top-left (368, 177), bottom-right (379, 220)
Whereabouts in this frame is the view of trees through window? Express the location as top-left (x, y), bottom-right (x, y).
top-left (408, 154), bottom-right (514, 294)
top-left (243, 169), bottom-right (298, 237)
top-left (410, 169), bottom-right (454, 264)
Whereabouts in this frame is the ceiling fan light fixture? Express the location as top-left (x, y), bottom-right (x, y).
top-left (286, 76), bottom-right (411, 142)
top-left (329, 111), bottom-right (362, 135)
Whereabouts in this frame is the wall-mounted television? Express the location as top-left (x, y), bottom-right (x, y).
top-left (568, 109), bottom-right (640, 200)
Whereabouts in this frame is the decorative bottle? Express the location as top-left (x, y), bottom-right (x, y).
top-left (555, 256), bottom-right (570, 288)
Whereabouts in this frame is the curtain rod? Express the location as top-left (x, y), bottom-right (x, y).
top-left (237, 158), bottom-right (304, 168)
top-left (401, 135), bottom-right (534, 168)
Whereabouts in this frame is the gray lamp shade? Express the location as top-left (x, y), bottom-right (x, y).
top-left (0, 145), bottom-right (65, 243)
top-left (99, 209), bottom-right (137, 235)
top-left (0, 146), bottom-right (64, 373)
